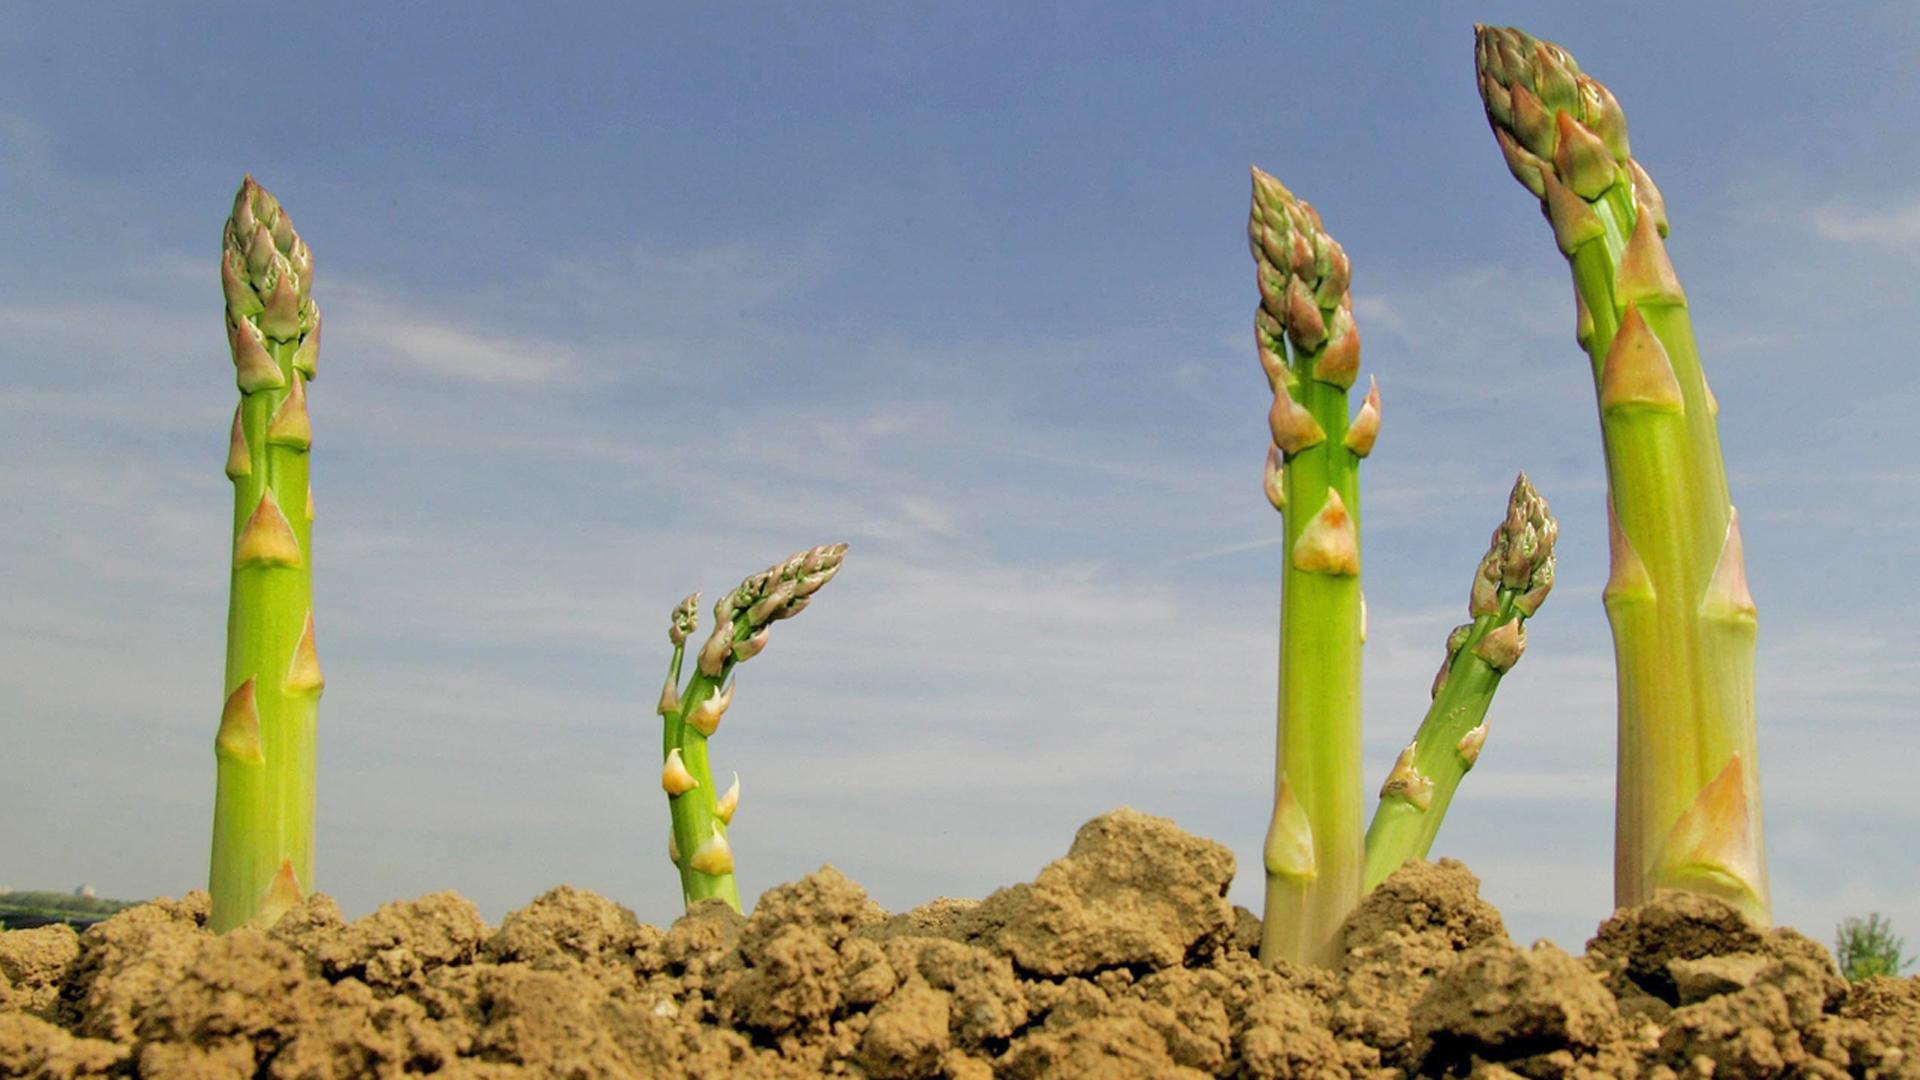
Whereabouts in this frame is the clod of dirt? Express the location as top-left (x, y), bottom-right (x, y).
top-left (482, 884), bottom-right (644, 970)
top-left (296, 891), bottom-right (490, 996)
top-left (6, 810), bottom-right (1920, 1078)
top-left (0, 925), bottom-right (79, 1016)
top-left (1409, 939), bottom-right (1620, 1075)
top-left (938, 807), bottom-right (1237, 977)
top-left (58, 892), bottom-right (208, 1043)
top-left (1587, 889), bottom-right (1767, 1005)
top-left (1331, 857), bottom-right (1509, 1061)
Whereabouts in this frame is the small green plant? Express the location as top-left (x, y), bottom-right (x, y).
top-left (209, 177), bottom-right (325, 933)
top-left (1247, 171), bottom-right (1556, 967)
top-left (1475, 26), bottom-right (1767, 925)
top-left (1836, 914), bottom-right (1914, 982)
top-left (655, 545), bottom-right (847, 912)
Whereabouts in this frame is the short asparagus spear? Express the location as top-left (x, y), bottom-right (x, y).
top-left (1248, 167), bottom-right (1373, 968)
top-left (1475, 27), bottom-right (1767, 922)
top-left (209, 177), bottom-right (324, 932)
top-left (1363, 474), bottom-right (1556, 891)
top-left (656, 544), bottom-right (846, 912)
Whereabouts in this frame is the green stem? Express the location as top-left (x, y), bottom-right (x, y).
top-left (210, 177), bottom-right (322, 932)
top-left (1249, 168), bottom-right (1369, 968)
top-left (1476, 26), bottom-right (1766, 922)
top-left (654, 546), bottom-right (845, 914)
top-left (668, 668), bottom-right (741, 909)
top-left (1362, 476), bottom-right (1555, 891)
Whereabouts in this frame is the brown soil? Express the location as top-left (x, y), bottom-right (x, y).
top-left (3, 808), bottom-right (1916, 1078)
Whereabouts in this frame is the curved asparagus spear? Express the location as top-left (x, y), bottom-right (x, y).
top-left (1248, 167), bottom-right (1372, 968)
top-left (656, 544), bottom-right (846, 912)
top-left (1363, 474), bottom-right (1556, 891)
top-left (1475, 27), bottom-right (1767, 923)
top-left (210, 177), bottom-right (323, 932)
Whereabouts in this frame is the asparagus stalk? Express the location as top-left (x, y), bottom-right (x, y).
top-left (1248, 168), bottom-right (1372, 968)
top-left (1362, 474), bottom-right (1556, 891)
top-left (209, 177), bottom-right (323, 932)
top-left (656, 544), bottom-right (846, 912)
top-left (1475, 27), bottom-right (1767, 923)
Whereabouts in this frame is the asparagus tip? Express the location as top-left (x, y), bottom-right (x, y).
top-left (668, 593), bottom-right (701, 646)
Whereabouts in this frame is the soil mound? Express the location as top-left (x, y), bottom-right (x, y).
top-left (3, 807), bottom-right (1915, 1078)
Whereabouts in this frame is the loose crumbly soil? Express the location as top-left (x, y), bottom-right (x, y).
top-left (4, 808), bottom-right (1916, 1078)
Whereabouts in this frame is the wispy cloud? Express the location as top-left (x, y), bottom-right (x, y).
top-left (1811, 199), bottom-right (1920, 248)
top-left (338, 294), bottom-right (582, 383)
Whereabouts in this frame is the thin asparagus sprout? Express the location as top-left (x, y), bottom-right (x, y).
top-left (1476, 26), bottom-right (1767, 923)
top-left (655, 544), bottom-right (846, 912)
top-left (209, 177), bottom-right (323, 932)
top-left (1362, 474), bottom-right (1556, 891)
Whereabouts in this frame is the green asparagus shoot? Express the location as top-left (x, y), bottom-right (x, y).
top-left (1362, 474), bottom-right (1556, 891)
top-left (655, 544), bottom-right (847, 912)
top-left (1475, 26), bottom-right (1768, 924)
top-left (1248, 167), bottom-right (1369, 969)
top-left (209, 177), bottom-right (324, 933)
top-left (1836, 914), bottom-right (1914, 982)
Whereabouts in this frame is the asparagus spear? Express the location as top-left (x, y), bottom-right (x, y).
top-left (1475, 27), bottom-right (1767, 923)
top-left (1363, 474), bottom-right (1556, 891)
top-left (1248, 168), bottom-right (1372, 968)
top-left (656, 544), bottom-right (846, 912)
top-left (209, 177), bottom-right (323, 932)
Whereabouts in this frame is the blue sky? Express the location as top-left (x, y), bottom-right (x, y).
top-left (5, 3), bottom-right (1918, 952)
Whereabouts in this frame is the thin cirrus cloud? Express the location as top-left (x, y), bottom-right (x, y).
top-left (337, 297), bottom-right (579, 384)
top-left (1810, 199), bottom-right (1920, 248)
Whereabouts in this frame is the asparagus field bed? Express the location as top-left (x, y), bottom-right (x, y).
top-left (3, 810), bottom-right (1915, 1079)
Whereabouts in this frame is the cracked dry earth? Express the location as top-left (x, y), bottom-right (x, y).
top-left (4, 809), bottom-right (1918, 1079)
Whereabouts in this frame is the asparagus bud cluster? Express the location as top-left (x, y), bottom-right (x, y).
top-left (1249, 169), bottom-right (1375, 969)
top-left (1362, 475), bottom-right (1557, 891)
top-left (656, 545), bottom-right (846, 911)
top-left (209, 177), bottom-right (323, 932)
top-left (1476, 26), bottom-right (1767, 924)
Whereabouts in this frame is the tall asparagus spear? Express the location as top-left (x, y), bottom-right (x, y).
top-left (1363, 474), bottom-right (1556, 891)
top-left (656, 544), bottom-right (846, 912)
top-left (210, 177), bottom-right (323, 932)
top-left (1475, 27), bottom-right (1767, 923)
top-left (1248, 168), bottom-right (1372, 968)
